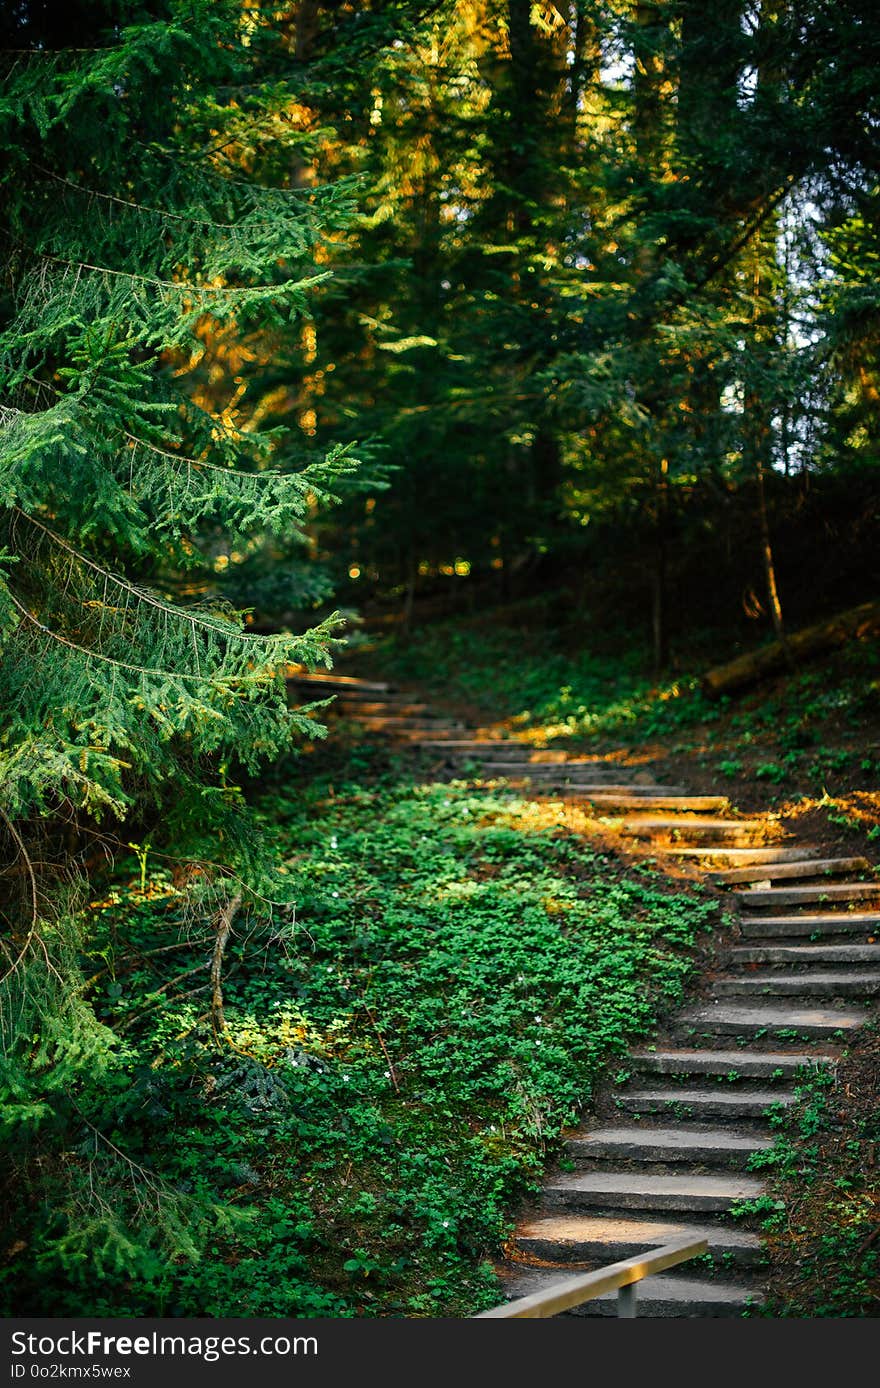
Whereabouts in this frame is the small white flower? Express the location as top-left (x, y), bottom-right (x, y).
top-left (331, 891), bottom-right (339, 898)
top-left (442, 1220), bottom-right (450, 1228)
top-left (342, 1074), bottom-right (350, 1082)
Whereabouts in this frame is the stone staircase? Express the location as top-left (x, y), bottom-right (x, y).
top-left (287, 669), bottom-right (879, 1317)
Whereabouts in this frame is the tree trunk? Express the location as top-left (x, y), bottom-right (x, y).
top-left (755, 448), bottom-right (786, 645)
top-left (701, 601), bottom-right (880, 698)
top-left (652, 458), bottom-right (670, 672)
top-left (633, 3), bottom-right (673, 670)
top-left (402, 546), bottom-right (416, 635)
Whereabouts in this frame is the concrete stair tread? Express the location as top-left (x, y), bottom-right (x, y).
top-left (619, 816), bottom-right (760, 829)
top-left (457, 756), bottom-right (614, 766)
top-left (732, 943), bottom-right (880, 963)
top-left (620, 1087), bottom-right (794, 1113)
top-left (715, 856), bottom-right (871, 884)
top-left (629, 1047), bottom-right (839, 1076)
top-left (497, 1266), bottom-right (760, 1315)
top-left (517, 1213), bottom-right (763, 1254)
top-left (471, 782), bottom-right (671, 795)
top-left (665, 846), bottom-right (819, 863)
top-left (396, 729), bottom-right (470, 740)
top-left (713, 970), bottom-right (880, 996)
top-left (330, 692), bottom-right (413, 703)
top-left (545, 1170), bottom-right (765, 1212)
top-left (470, 770), bottom-right (632, 782)
top-left (472, 772), bottom-right (632, 783)
top-left (715, 968), bottom-right (880, 983)
top-left (734, 883), bottom-right (880, 906)
top-left (680, 1002), bottom-right (868, 1034)
top-left (739, 911), bottom-right (880, 937)
top-left (620, 818), bottom-right (770, 843)
top-left (336, 701), bottom-right (430, 715)
top-left (579, 794), bottom-right (730, 811)
top-left (419, 748), bottom-right (539, 757)
top-left (347, 715), bottom-right (463, 725)
top-left (414, 740), bottom-right (578, 751)
top-left (287, 674), bottom-right (391, 692)
top-left (463, 767), bottom-right (654, 780)
top-left (566, 1123), bottom-right (771, 1156)
top-left (554, 784), bottom-right (686, 795)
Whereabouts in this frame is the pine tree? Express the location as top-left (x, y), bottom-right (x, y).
top-left (0, 0), bottom-right (359, 1276)
top-left (0, 2), bottom-right (363, 882)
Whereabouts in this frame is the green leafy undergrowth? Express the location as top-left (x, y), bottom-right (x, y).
top-left (368, 618), bottom-right (722, 743)
top-left (2, 755), bottom-right (717, 1317)
top-left (740, 1030), bottom-right (880, 1317)
top-left (367, 618), bottom-right (880, 802)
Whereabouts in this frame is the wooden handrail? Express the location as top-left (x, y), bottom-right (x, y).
top-left (473, 1235), bottom-right (709, 1319)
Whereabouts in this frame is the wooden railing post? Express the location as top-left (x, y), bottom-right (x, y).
top-left (617, 1282), bottom-right (638, 1318)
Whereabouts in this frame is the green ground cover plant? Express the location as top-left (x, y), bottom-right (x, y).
top-left (1, 746), bottom-right (717, 1317)
top-left (372, 617), bottom-right (878, 745)
top-left (368, 618), bottom-right (880, 806)
top-left (739, 1028), bottom-right (880, 1317)
top-left (369, 617), bottom-right (725, 741)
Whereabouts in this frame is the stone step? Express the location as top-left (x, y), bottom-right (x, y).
top-left (629, 1047), bottom-right (838, 1079)
top-left (558, 784), bottom-right (688, 796)
top-left (476, 779), bottom-right (634, 793)
top-left (739, 912), bottom-right (880, 939)
top-left (715, 856), bottom-right (871, 885)
top-left (287, 673), bottom-right (391, 693)
top-left (450, 751), bottom-right (604, 763)
top-left (616, 1087), bottom-right (795, 1120)
top-left (581, 794), bottom-right (731, 812)
top-left (713, 970), bottom-right (880, 999)
top-left (732, 882), bottom-right (880, 908)
top-left (664, 846), bottom-right (820, 864)
top-left (345, 716), bottom-right (465, 729)
top-left (397, 728), bottom-right (472, 741)
top-left (732, 942), bottom-right (880, 965)
top-left (474, 782), bottom-right (674, 796)
top-left (461, 762), bottom-right (625, 778)
top-left (335, 701), bottom-right (430, 716)
top-left (678, 1002), bottom-right (868, 1040)
top-left (564, 1124), bottom-right (771, 1167)
top-left (515, 1214), bottom-right (765, 1269)
top-left (543, 1170), bottom-right (765, 1215)
top-left (328, 690), bottom-right (417, 703)
top-left (460, 762), bottom-right (648, 778)
top-left (455, 751), bottom-right (610, 764)
top-left (496, 1267), bottom-right (760, 1317)
top-left (620, 817), bottom-right (770, 845)
top-left (577, 1275), bottom-right (762, 1318)
top-left (413, 741), bottom-right (557, 755)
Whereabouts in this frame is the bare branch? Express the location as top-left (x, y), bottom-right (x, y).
top-left (211, 892), bottom-right (242, 1039)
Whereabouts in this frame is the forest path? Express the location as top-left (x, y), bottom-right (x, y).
top-left (290, 670), bottom-right (880, 1318)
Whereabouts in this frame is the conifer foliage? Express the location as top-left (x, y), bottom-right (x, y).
top-left (0, 3), bottom-right (352, 873)
top-left (0, 0), bottom-right (355, 1271)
